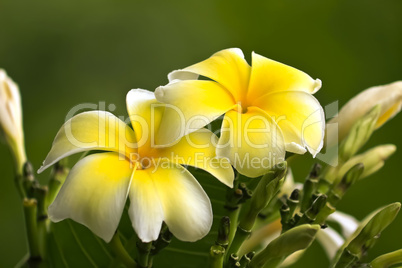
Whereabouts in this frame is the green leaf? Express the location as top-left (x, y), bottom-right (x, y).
top-left (48, 220), bottom-right (113, 267)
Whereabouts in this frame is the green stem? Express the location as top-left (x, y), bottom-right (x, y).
top-left (147, 256), bottom-right (154, 268)
top-left (210, 245), bottom-right (225, 268)
top-left (225, 173), bottom-right (242, 247)
top-left (226, 226), bottom-right (251, 260)
top-left (110, 233), bottom-right (138, 268)
top-left (227, 254), bottom-right (241, 268)
top-left (227, 207), bottom-right (241, 246)
top-left (46, 160), bottom-right (69, 208)
top-left (216, 216), bottom-right (230, 249)
top-left (23, 198), bottom-right (42, 267)
top-left (14, 174), bottom-right (26, 198)
top-left (136, 241), bottom-right (152, 268)
top-left (33, 186), bottom-right (49, 259)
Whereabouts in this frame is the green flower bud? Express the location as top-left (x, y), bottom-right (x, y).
top-left (339, 105), bottom-right (380, 161)
top-left (338, 145), bottom-right (396, 180)
top-left (240, 162), bottom-right (287, 231)
top-left (332, 203), bottom-right (401, 268)
top-left (371, 249), bottom-right (402, 268)
top-left (249, 224), bottom-right (320, 268)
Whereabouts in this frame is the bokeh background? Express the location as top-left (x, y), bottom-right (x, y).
top-left (1, 0), bottom-right (401, 267)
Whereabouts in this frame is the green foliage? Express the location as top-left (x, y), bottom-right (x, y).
top-left (48, 220), bottom-right (113, 267)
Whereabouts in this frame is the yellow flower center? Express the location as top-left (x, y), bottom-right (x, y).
top-left (234, 102), bottom-right (249, 114)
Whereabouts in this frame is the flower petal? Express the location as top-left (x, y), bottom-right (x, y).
top-left (254, 91), bottom-right (325, 156)
top-left (328, 211), bottom-right (359, 238)
top-left (38, 111), bottom-right (136, 173)
top-left (247, 52), bottom-right (321, 101)
top-left (317, 227), bottom-right (345, 259)
top-left (167, 48), bottom-right (251, 102)
top-left (155, 80), bottom-right (235, 145)
top-left (216, 107), bottom-right (285, 177)
top-left (48, 152), bottom-right (133, 242)
top-left (156, 129), bottom-right (234, 187)
top-left (126, 89), bottom-right (164, 154)
top-left (130, 163), bottom-right (213, 242)
top-left (128, 168), bottom-right (164, 243)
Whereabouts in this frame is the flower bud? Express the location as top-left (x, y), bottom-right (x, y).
top-left (338, 105), bottom-right (380, 161)
top-left (338, 144), bottom-right (396, 180)
top-left (327, 81), bottom-right (402, 148)
top-left (371, 249), bottom-right (402, 268)
top-left (332, 203), bottom-right (401, 267)
top-left (249, 224), bottom-right (320, 268)
top-left (0, 69), bottom-right (26, 174)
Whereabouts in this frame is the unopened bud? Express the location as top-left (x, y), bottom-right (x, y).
top-left (326, 81), bottom-right (402, 148)
top-left (0, 69), bottom-right (26, 174)
top-left (338, 145), bottom-right (396, 180)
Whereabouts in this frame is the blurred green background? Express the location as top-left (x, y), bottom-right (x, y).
top-left (1, 0), bottom-right (401, 267)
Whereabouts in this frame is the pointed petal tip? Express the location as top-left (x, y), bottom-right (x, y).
top-left (37, 160), bottom-right (48, 174)
top-left (167, 69), bottom-right (181, 82)
top-left (313, 79), bottom-right (322, 93)
top-left (309, 139), bottom-right (323, 158)
top-left (286, 142), bottom-right (307, 155)
top-left (226, 180), bottom-right (234, 188)
top-left (154, 86), bottom-right (164, 99)
top-left (136, 230), bottom-right (160, 243)
top-left (229, 47), bottom-right (245, 59)
top-left (37, 166), bottom-right (44, 174)
top-left (127, 88), bottom-right (155, 101)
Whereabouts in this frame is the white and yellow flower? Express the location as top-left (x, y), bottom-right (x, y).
top-left (38, 89), bottom-right (234, 243)
top-left (0, 69), bottom-right (26, 174)
top-left (155, 48), bottom-right (325, 177)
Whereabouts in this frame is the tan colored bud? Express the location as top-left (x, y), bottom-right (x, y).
top-left (0, 69), bottom-right (26, 174)
top-left (338, 144), bottom-right (396, 180)
top-left (327, 81), bottom-right (402, 148)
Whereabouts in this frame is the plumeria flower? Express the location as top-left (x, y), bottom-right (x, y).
top-left (0, 69), bottom-right (26, 174)
top-left (38, 89), bottom-right (234, 243)
top-left (155, 48), bottom-right (325, 177)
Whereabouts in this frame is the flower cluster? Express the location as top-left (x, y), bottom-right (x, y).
top-left (37, 48), bottom-right (325, 243)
